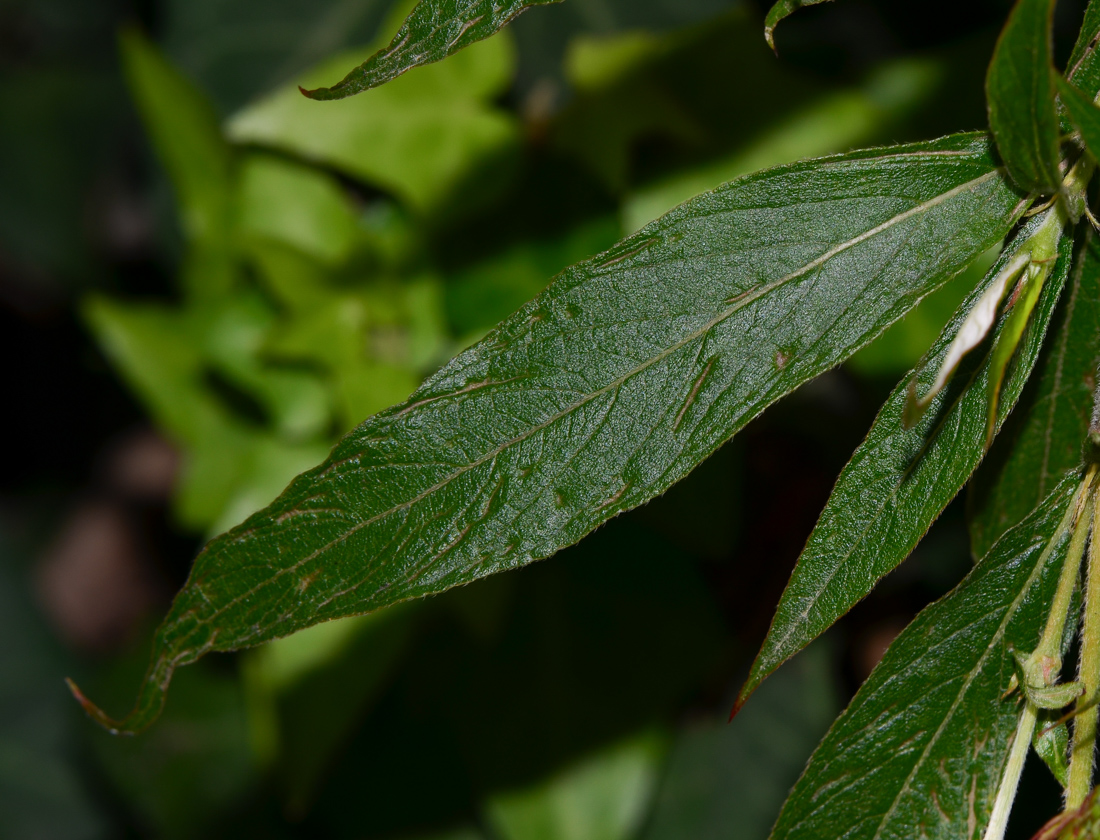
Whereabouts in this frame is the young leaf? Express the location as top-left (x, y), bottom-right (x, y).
top-left (739, 212), bottom-right (1072, 707)
top-left (763, 0), bottom-right (834, 53)
top-left (69, 133), bottom-right (1026, 734)
top-left (1057, 75), bottom-right (1100, 157)
top-left (299, 0), bottom-right (558, 100)
top-left (769, 474), bottom-right (1082, 840)
top-left (986, 0), bottom-right (1062, 194)
top-left (970, 230), bottom-right (1100, 558)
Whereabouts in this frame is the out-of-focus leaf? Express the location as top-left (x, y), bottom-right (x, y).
top-left (641, 642), bottom-right (839, 840)
top-left (1057, 75), bottom-right (1100, 159)
top-left (623, 59), bottom-right (941, 232)
top-left (88, 658), bottom-right (256, 839)
top-left (740, 213), bottom-right (1072, 706)
top-left (485, 731), bottom-right (666, 840)
top-left (228, 13), bottom-right (519, 213)
top-left (118, 28), bottom-right (234, 298)
top-left (969, 230), bottom-right (1100, 558)
top-left (763, 0), bottom-right (834, 52)
top-left (301, 0), bottom-right (558, 100)
top-left (769, 474), bottom-right (1082, 840)
top-left (446, 216), bottom-right (620, 337)
top-left (244, 606), bottom-right (417, 813)
top-left (74, 133), bottom-right (1027, 734)
top-left (986, 0), bottom-right (1061, 194)
top-left (237, 153), bottom-right (359, 267)
top-left (0, 540), bottom-right (105, 840)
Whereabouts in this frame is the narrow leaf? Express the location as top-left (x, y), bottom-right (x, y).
top-left (1057, 74), bottom-right (1100, 157)
top-left (986, 0), bottom-right (1062, 194)
top-left (970, 229), bottom-right (1100, 558)
top-left (1066, 1), bottom-right (1100, 98)
top-left (1034, 715), bottom-right (1070, 786)
top-left (69, 133), bottom-right (1026, 734)
top-left (763, 0), bottom-right (834, 53)
top-left (299, 0), bottom-right (558, 100)
top-left (769, 474), bottom-right (1082, 840)
top-left (740, 211), bottom-right (1072, 707)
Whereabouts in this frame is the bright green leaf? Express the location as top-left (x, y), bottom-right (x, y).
top-left (73, 133), bottom-right (1027, 734)
top-left (740, 212), bottom-right (1072, 706)
top-left (485, 732), bottom-right (666, 840)
top-left (1066, 0), bottom-right (1100, 98)
top-left (237, 154), bottom-right (359, 267)
top-left (1057, 74), bottom-right (1100, 159)
top-left (769, 474), bottom-right (1082, 840)
top-left (969, 230), bottom-right (1100, 558)
top-left (763, 0), bottom-right (834, 53)
top-left (299, 0), bottom-right (558, 100)
top-left (986, 0), bottom-right (1062, 194)
top-left (227, 30), bottom-right (518, 213)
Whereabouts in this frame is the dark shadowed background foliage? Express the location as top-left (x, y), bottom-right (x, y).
top-left (1, 0), bottom-right (1090, 837)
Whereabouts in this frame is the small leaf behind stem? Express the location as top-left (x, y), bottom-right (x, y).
top-left (740, 211), bottom-right (1073, 708)
top-left (1057, 75), bottom-right (1100, 159)
top-left (68, 133), bottom-right (1025, 734)
top-left (300, 0), bottom-right (558, 100)
top-left (987, 0), bottom-right (1062, 194)
top-left (769, 474), bottom-right (1082, 840)
top-left (970, 229), bottom-right (1100, 559)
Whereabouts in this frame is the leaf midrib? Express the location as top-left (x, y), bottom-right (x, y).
top-left (186, 167), bottom-right (1007, 639)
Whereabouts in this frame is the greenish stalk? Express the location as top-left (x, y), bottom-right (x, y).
top-left (1069, 473), bottom-right (1100, 808)
top-left (984, 472), bottom-right (1095, 840)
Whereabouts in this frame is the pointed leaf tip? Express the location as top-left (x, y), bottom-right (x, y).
top-left (763, 0), bottom-right (835, 54)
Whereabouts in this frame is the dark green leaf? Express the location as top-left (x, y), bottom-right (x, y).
top-left (970, 230), bottom-right (1100, 558)
top-left (1058, 75), bottom-right (1100, 159)
top-left (1067, 1), bottom-right (1100, 98)
top-left (71, 133), bottom-right (1026, 734)
top-left (740, 211), bottom-right (1072, 706)
top-left (299, 0), bottom-right (558, 100)
top-left (986, 0), bottom-right (1062, 194)
top-left (770, 474), bottom-right (1082, 840)
top-left (762, 0), bottom-right (834, 53)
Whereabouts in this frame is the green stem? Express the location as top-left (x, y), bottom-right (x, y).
top-left (1069, 476), bottom-right (1100, 808)
top-left (984, 473), bottom-right (1095, 840)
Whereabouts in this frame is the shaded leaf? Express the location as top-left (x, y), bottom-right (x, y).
top-left (770, 474), bottom-right (1082, 840)
top-left (1057, 74), bottom-right (1100, 158)
top-left (763, 0), bottom-right (834, 53)
top-left (970, 230), bottom-right (1100, 558)
top-left (740, 211), bottom-right (1072, 706)
top-left (300, 0), bottom-right (559, 100)
top-left (1065, 1), bottom-right (1100, 100)
top-left (986, 0), bottom-right (1062, 194)
top-left (72, 133), bottom-right (1027, 733)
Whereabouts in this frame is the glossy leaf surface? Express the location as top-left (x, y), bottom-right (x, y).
top-left (741, 212), bottom-right (1072, 704)
top-left (1066, 1), bottom-right (1100, 99)
top-left (300, 0), bottom-right (558, 100)
top-left (970, 230), bottom-right (1100, 558)
top-left (73, 133), bottom-right (1026, 733)
top-left (986, 0), bottom-right (1062, 194)
top-left (762, 0), bottom-right (834, 52)
top-left (770, 475), bottom-right (1081, 840)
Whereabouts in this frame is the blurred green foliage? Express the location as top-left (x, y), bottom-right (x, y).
top-left (2, 0), bottom-right (1022, 836)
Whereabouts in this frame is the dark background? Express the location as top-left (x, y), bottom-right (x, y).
top-left (0, 0), bottom-right (1087, 837)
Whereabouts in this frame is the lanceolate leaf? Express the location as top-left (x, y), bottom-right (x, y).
top-left (299, 0), bottom-right (558, 100)
top-left (1066, 1), bottom-right (1100, 98)
top-left (769, 474), bottom-right (1082, 840)
top-left (1057, 75), bottom-right (1100, 157)
top-left (739, 211), bottom-right (1072, 707)
top-left (71, 133), bottom-right (1026, 734)
top-left (970, 230), bottom-right (1100, 558)
top-left (763, 0), bottom-right (834, 52)
top-left (986, 0), bottom-right (1062, 194)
